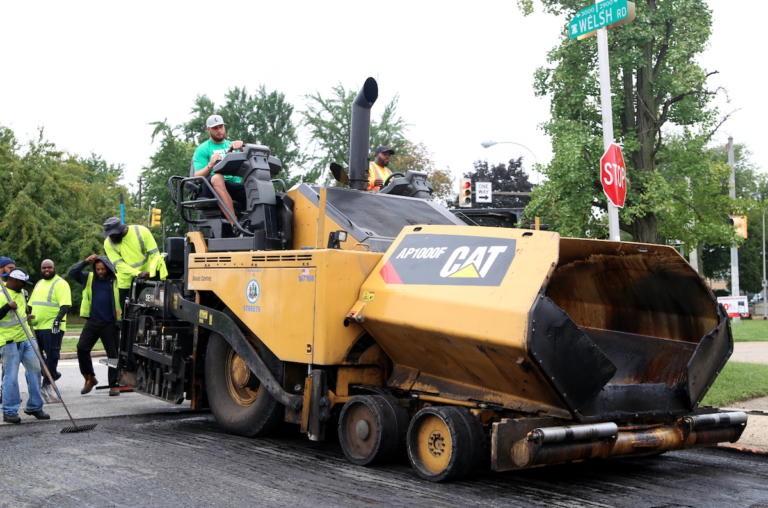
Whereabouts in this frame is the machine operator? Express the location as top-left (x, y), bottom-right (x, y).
top-left (367, 146), bottom-right (396, 191)
top-left (192, 115), bottom-right (245, 228)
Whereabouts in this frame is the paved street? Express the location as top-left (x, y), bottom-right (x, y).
top-left (0, 411), bottom-right (767, 507)
top-left (0, 360), bottom-right (766, 507)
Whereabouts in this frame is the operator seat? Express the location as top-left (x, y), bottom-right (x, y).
top-left (186, 160), bottom-right (245, 238)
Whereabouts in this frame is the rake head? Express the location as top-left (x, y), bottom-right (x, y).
top-left (60, 423), bottom-right (98, 434)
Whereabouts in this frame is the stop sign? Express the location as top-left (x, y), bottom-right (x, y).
top-left (600, 143), bottom-right (627, 208)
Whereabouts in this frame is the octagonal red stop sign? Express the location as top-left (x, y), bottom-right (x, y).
top-left (600, 143), bottom-right (627, 208)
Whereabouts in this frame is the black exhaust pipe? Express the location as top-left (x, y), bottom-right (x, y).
top-left (348, 77), bottom-right (378, 190)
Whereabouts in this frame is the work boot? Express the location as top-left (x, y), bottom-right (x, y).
top-left (3, 413), bottom-right (21, 424)
top-left (109, 387), bottom-right (120, 397)
top-left (81, 374), bottom-right (98, 395)
top-left (44, 385), bottom-right (61, 404)
top-left (23, 409), bottom-right (50, 420)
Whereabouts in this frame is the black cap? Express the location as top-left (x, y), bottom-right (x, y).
top-left (102, 217), bottom-right (127, 237)
top-left (375, 146), bottom-right (395, 156)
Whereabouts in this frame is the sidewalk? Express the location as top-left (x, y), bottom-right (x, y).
top-left (731, 341), bottom-right (768, 365)
top-left (724, 395), bottom-right (768, 453)
top-left (0, 359), bottom-right (192, 426)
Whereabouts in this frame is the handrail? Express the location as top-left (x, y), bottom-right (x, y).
top-left (167, 175), bottom-right (254, 237)
top-left (271, 179), bottom-right (287, 193)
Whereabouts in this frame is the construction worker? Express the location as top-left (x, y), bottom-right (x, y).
top-left (0, 257), bottom-right (16, 275)
top-left (0, 268), bottom-right (48, 423)
top-left (102, 217), bottom-right (166, 313)
top-left (367, 146), bottom-right (396, 191)
top-left (68, 254), bottom-right (122, 396)
top-left (29, 259), bottom-right (71, 404)
top-left (193, 115), bottom-right (245, 228)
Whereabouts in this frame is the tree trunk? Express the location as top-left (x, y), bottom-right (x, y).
top-left (632, 213), bottom-right (661, 244)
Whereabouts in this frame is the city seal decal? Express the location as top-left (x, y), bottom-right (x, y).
top-left (246, 279), bottom-right (260, 304)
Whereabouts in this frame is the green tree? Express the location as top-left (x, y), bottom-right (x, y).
top-left (302, 83), bottom-right (409, 184)
top-left (183, 86), bottom-right (306, 187)
top-left (700, 144), bottom-right (767, 294)
top-left (0, 126), bottom-right (141, 309)
top-left (143, 120), bottom-right (197, 239)
top-left (390, 141), bottom-right (455, 205)
top-left (521, 0), bottom-right (732, 247)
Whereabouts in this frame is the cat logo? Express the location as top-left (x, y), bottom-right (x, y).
top-left (380, 234), bottom-right (516, 286)
top-left (439, 246), bottom-right (508, 279)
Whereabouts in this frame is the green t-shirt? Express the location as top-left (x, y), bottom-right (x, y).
top-left (193, 139), bottom-right (242, 184)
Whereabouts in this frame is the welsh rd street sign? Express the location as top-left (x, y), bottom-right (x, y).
top-left (600, 143), bottom-right (627, 208)
top-left (569, 0), bottom-right (636, 40)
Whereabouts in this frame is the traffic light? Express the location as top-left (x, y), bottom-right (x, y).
top-left (459, 179), bottom-right (472, 208)
top-left (150, 208), bottom-right (162, 227)
top-left (729, 215), bottom-right (748, 239)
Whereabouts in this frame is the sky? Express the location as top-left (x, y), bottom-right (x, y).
top-left (1, 0), bottom-right (764, 194)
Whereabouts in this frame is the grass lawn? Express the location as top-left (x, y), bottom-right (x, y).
top-left (61, 338), bottom-right (103, 353)
top-left (731, 318), bottom-right (768, 342)
top-left (65, 324), bottom-right (84, 333)
top-left (701, 361), bottom-right (768, 407)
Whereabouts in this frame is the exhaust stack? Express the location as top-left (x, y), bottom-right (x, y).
top-left (348, 77), bottom-right (378, 190)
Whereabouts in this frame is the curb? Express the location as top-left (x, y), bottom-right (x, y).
top-left (717, 444), bottom-right (768, 456)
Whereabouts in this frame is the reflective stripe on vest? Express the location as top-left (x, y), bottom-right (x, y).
top-left (109, 226), bottom-right (150, 268)
top-left (31, 277), bottom-right (62, 308)
top-left (0, 314), bottom-right (27, 327)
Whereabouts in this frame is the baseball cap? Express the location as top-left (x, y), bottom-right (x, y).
top-left (375, 146), bottom-right (395, 156)
top-left (0, 257), bottom-right (15, 269)
top-left (206, 115), bottom-right (226, 128)
top-left (5, 268), bottom-right (33, 285)
top-left (102, 217), bottom-right (127, 237)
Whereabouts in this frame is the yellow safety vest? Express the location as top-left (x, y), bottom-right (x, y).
top-left (104, 225), bottom-right (165, 289)
top-left (0, 287), bottom-right (29, 344)
top-left (368, 162), bottom-right (392, 191)
top-left (29, 274), bottom-right (71, 332)
top-left (80, 272), bottom-right (122, 322)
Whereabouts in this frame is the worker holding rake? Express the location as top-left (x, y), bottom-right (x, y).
top-left (0, 268), bottom-right (49, 423)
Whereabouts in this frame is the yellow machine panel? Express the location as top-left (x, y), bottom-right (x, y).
top-left (187, 249), bottom-right (381, 365)
top-left (353, 225), bottom-right (570, 417)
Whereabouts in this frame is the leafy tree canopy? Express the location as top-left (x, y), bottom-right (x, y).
top-left (0, 125), bottom-right (142, 309)
top-left (301, 83), bottom-right (409, 184)
top-left (521, 0), bottom-right (733, 248)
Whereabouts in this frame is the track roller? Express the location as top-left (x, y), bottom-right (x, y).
top-left (406, 406), bottom-right (485, 482)
top-left (338, 395), bottom-right (409, 465)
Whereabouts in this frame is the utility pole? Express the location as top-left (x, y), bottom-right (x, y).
top-left (138, 177), bottom-right (143, 209)
top-left (729, 136), bottom-right (740, 323)
top-left (763, 209), bottom-right (767, 320)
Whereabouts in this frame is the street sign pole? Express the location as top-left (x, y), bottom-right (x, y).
top-left (596, 1), bottom-right (620, 242)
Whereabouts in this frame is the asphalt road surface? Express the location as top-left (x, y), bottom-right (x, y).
top-left (1, 409), bottom-right (767, 508)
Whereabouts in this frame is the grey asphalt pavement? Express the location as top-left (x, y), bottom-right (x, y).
top-left (0, 412), bottom-right (767, 507)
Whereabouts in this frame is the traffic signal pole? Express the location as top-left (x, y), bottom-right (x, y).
top-left (596, 4), bottom-right (621, 242)
top-left (729, 136), bottom-right (741, 323)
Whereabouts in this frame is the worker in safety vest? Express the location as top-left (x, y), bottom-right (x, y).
top-left (29, 259), bottom-right (71, 404)
top-left (0, 268), bottom-right (48, 423)
top-left (102, 217), bottom-right (166, 313)
top-left (68, 254), bottom-right (122, 396)
top-left (367, 146), bottom-right (396, 191)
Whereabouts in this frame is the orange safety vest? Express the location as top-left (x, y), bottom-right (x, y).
top-left (367, 162), bottom-right (392, 191)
